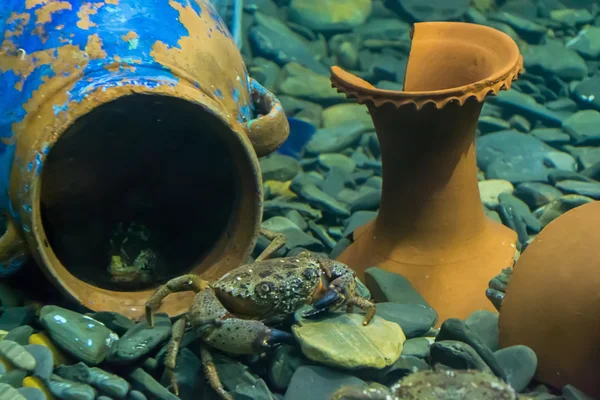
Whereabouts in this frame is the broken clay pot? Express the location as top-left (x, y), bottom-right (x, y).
top-left (499, 200), bottom-right (600, 398)
top-left (332, 22), bottom-right (522, 323)
top-left (0, 0), bottom-right (288, 319)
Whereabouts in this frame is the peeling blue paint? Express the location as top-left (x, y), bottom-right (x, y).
top-left (1, 0), bottom-right (250, 275)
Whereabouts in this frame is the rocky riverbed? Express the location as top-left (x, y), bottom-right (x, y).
top-left (1, 0), bottom-right (600, 399)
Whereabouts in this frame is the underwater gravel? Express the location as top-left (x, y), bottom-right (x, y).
top-left (1, 0), bottom-right (600, 399)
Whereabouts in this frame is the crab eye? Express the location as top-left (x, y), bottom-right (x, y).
top-left (260, 283), bottom-right (271, 292)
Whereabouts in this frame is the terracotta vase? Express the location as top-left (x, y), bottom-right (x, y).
top-left (499, 200), bottom-right (600, 398)
top-left (332, 22), bottom-right (522, 322)
top-left (0, 0), bottom-right (288, 319)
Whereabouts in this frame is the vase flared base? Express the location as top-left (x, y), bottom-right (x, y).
top-left (337, 217), bottom-right (518, 325)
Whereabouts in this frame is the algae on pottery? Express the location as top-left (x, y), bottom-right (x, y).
top-left (331, 22), bottom-right (523, 323)
top-left (0, 0), bottom-right (289, 319)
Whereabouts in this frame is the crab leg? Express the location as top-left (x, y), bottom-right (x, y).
top-left (163, 316), bottom-right (188, 396)
top-left (199, 343), bottom-right (232, 400)
top-left (255, 228), bottom-right (287, 262)
top-left (145, 274), bottom-right (210, 327)
top-left (304, 258), bottom-right (377, 326)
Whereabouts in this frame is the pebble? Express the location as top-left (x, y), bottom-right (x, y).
top-left (556, 179), bottom-right (600, 199)
top-left (55, 362), bottom-right (130, 399)
top-left (16, 387), bottom-right (46, 400)
top-left (494, 345), bottom-right (537, 392)
top-left (0, 307), bottom-right (36, 332)
top-left (342, 211), bottom-right (377, 237)
top-left (374, 302), bottom-right (438, 339)
top-left (531, 128), bottom-right (571, 145)
top-left (260, 216), bottom-right (324, 252)
top-left (429, 340), bottom-right (493, 374)
top-left (0, 340), bottom-right (36, 371)
top-left (269, 345), bottom-right (310, 392)
top-left (260, 154), bottom-right (301, 182)
top-left (293, 312), bottom-right (405, 369)
top-left (573, 76), bottom-right (600, 111)
top-left (364, 267), bottom-right (432, 308)
top-left (562, 110), bottom-right (600, 145)
top-left (359, 355), bottom-right (429, 386)
top-left (304, 123), bottom-right (369, 155)
top-left (277, 63), bottom-right (346, 102)
top-left (212, 352), bottom-right (276, 399)
top-left (537, 195), bottom-right (594, 226)
top-left (248, 13), bottom-right (328, 75)
top-left (106, 313), bottom-right (171, 364)
top-left (28, 332), bottom-right (71, 367)
top-left (524, 42), bottom-right (588, 80)
top-left (478, 179), bottom-right (514, 208)
top-left (39, 306), bottom-right (118, 365)
top-left (4, 326), bottom-right (34, 346)
top-left (488, 11), bottom-right (546, 42)
top-left (490, 91), bottom-right (564, 126)
top-left (566, 26), bottom-right (600, 59)
top-left (513, 182), bottom-right (563, 209)
top-left (264, 200), bottom-right (322, 220)
top-left (401, 337), bottom-right (432, 359)
top-left (0, 369), bottom-right (27, 387)
top-left (388, 0), bottom-right (469, 22)
top-left (465, 310), bottom-right (500, 352)
top-left (436, 319), bottom-right (506, 380)
top-left (478, 116), bottom-right (511, 134)
top-left (347, 188), bottom-right (381, 212)
top-left (288, 0), bottom-right (372, 32)
top-left (127, 368), bottom-right (179, 400)
top-left (158, 348), bottom-right (206, 400)
top-left (0, 382), bottom-right (26, 400)
top-left (23, 344), bottom-right (53, 379)
top-left (284, 365), bottom-right (366, 400)
top-left (126, 391), bottom-right (148, 400)
top-left (45, 374), bottom-right (97, 400)
top-left (498, 193), bottom-right (543, 233)
top-left (321, 104), bottom-right (373, 130)
top-left (318, 154), bottom-right (356, 174)
top-left (87, 312), bottom-right (135, 337)
top-left (477, 130), bottom-right (576, 183)
top-left (292, 183), bottom-right (351, 217)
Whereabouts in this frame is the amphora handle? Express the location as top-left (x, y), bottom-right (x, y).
top-left (0, 215), bottom-right (27, 276)
top-left (246, 78), bottom-right (290, 157)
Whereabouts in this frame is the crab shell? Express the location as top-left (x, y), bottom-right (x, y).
top-left (211, 254), bottom-right (330, 319)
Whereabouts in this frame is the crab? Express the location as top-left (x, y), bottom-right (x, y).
top-left (107, 221), bottom-right (157, 285)
top-left (144, 228), bottom-right (376, 400)
top-left (329, 369), bottom-right (528, 400)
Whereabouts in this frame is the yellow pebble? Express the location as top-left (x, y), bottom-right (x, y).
top-left (29, 332), bottom-right (72, 366)
top-left (0, 354), bottom-right (13, 372)
top-left (24, 376), bottom-right (54, 399)
top-left (265, 180), bottom-right (295, 197)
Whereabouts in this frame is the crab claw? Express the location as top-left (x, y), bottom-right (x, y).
top-left (254, 328), bottom-right (296, 351)
top-left (302, 288), bottom-right (346, 319)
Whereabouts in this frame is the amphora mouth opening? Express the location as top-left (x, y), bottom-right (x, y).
top-left (40, 94), bottom-right (244, 291)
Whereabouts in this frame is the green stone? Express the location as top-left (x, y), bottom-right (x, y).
top-left (0, 340), bottom-right (35, 371)
top-left (39, 306), bottom-right (118, 365)
top-left (293, 312), bottom-right (405, 369)
top-left (0, 382), bottom-right (25, 400)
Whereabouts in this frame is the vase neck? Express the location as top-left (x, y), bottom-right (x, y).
top-left (370, 99), bottom-right (487, 250)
